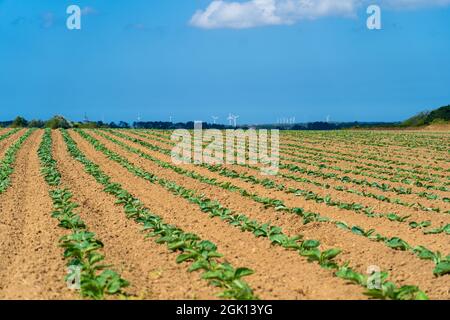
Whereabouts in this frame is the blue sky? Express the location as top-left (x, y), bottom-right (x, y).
top-left (0, 0), bottom-right (449, 124)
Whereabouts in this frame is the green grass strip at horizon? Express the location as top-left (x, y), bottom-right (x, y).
top-left (128, 129), bottom-right (449, 213)
top-left (38, 128), bottom-right (129, 300)
top-left (73, 129), bottom-right (435, 298)
top-left (99, 129), bottom-right (450, 274)
top-left (61, 129), bottom-right (257, 300)
top-left (0, 129), bottom-right (34, 194)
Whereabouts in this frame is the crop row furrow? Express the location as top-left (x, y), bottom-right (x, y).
top-left (79, 129), bottom-right (433, 300)
top-left (282, 134), bottom-right (450, 166)
top-left (101, 129), bottom-right (450, 275)
top-left (0, 129), bottom-right (34, 194)
top-left (38, 129), bottom-right (129, 299)
top-left (144, 129), bottom-right (450, 185)
top-left (132, 129), bottom-right (449, 214)
top-left (61, 129), bottom-right (257, 300)
top-left (0, 128), bottom-right (21, 143)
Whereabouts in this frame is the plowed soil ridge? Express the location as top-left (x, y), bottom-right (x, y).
top-left (0, 130), bottom-right (75, 299)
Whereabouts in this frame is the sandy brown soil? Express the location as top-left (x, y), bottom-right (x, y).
top-left (421, 124), bottom-right (450, 132)
top-left (0, 129), bottom-right (26, 158)
top-left (280, 137), bottom-right (450, 173)
top-left (125, 130), bottom-right (450, 215)
top-left (0, 130), bottom-right (76, 299)
top-left (135, 129), bottom-right (450, 191)
top-left (278, 158), bottom-right (450, 205)
top-left (68, 130), bottom-right (370, 300)
top-left (92, 130), bottom-right (449, 299)
top-left (52, 130), bottom-right (219, 300)
top-left (0, 128), bottom-right (447, 300)
top-left (279, 139), bottom-right (450, 175)
top-left (144, 129), bottom-right (450, 171)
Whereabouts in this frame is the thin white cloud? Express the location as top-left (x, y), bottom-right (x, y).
top-left (41, 12), bottom-right (55, 28)
top-left (81, 6), bottom-right (97, 15)
top-left (190, 0), bottom-right (450, 29)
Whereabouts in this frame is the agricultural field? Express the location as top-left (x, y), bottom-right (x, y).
top-left (0, 128), bottom-right (449, 300)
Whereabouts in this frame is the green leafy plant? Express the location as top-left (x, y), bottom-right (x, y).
top-left (38, 129), bottom-right (129, 299)
top-left (0, 129), bottom-right (34, 193)
top-left (75, 129), bottom-right (429, 300)
top-left (61, 129), bottom-right (257, 300)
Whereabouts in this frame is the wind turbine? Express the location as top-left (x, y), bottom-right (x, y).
top-left (326, 115), bottom-right (331, 123)
top-left (211, 116), bottom-right (219, 124)
top-left (227, 113), bottom-right (239, 127)
top-left (227, 113), bottom-right (234, 126)
top-left (232, 114), bottom-right (239, 127)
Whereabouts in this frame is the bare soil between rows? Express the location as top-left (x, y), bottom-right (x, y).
top-left (68, 130), bottom-right (371, 300)
top-left (0, 130), bottom-right (76, 299)
top-left (92, 130), bottom-right (450, 299)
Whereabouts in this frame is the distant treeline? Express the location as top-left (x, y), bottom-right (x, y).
top-left (0, 116), bottom-right (399, 131)
top-left (2, 105), bottom-right (448, 130)
top-left (400, 105), bottom-right (450, 127)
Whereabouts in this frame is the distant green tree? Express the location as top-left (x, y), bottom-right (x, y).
top-left (426, 105), bottom-right (450, 123)
top-left (401, 111), bottom-right (429, 127)
top-left (45, 116), bottom-right (71, 129)
top-left (28, 119), bottom-right (45, 128)
top-left (10, 116), bottom-right (28, 128)
top-left (429, 118), bottom-right (448, 125)
top-left (401, 105), bottom-right (450, 127)
top-left (77, 122), bottom-right (99, 129)
top-left (118, 121), bottom-right (130, 128)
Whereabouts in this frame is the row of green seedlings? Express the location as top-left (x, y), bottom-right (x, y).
top-left (281, 142), bottom-right (448, 186)
top-left (146, 131), bottom-right (450, 213)
top-left (279, 160), bottom-right (449, 203)
top-left (78, 129), bottom-right (430, 300)
top-left (285, 129), bottom-right (449, 148)
top-left (0, 128), bottom-right (21, 143)
top-left (0, 129), bottom-right (34, 193)
top-left (99, 130), bottom-right (450, 276)
top-left (282, 134), bottom-right (449, 178)
top-left (122, 130), bottom-right (449, 226)
top-left (60, 129), bottom-right (257, 300)
top-left (136, 129), bottom-right (449, 210)
top-left (284, 131), bottom-right (450, 170)
top-left (282, 133), bottom-right (446, 163)
top-left (285, 131), bottom-right (450, 156)
top-left (279, 146), bottom-right (450, 193)
top-left (38, 129), bottom-right (129, 299)
top-left (281, 140), bottom-right (450, 182)
top-left (144, 129), bottom-right (449, 188)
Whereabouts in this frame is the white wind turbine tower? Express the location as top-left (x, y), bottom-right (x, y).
top-left (232, 114), bottom-right (239, 127)
top-left (211, 116), bottom-right (219, 124)
top-left (227, 113), bottom-right (239, 127)
top-left (227, 113), bottom-right (234, 126)
top-left (326, 115), bottom-right (331, 123)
